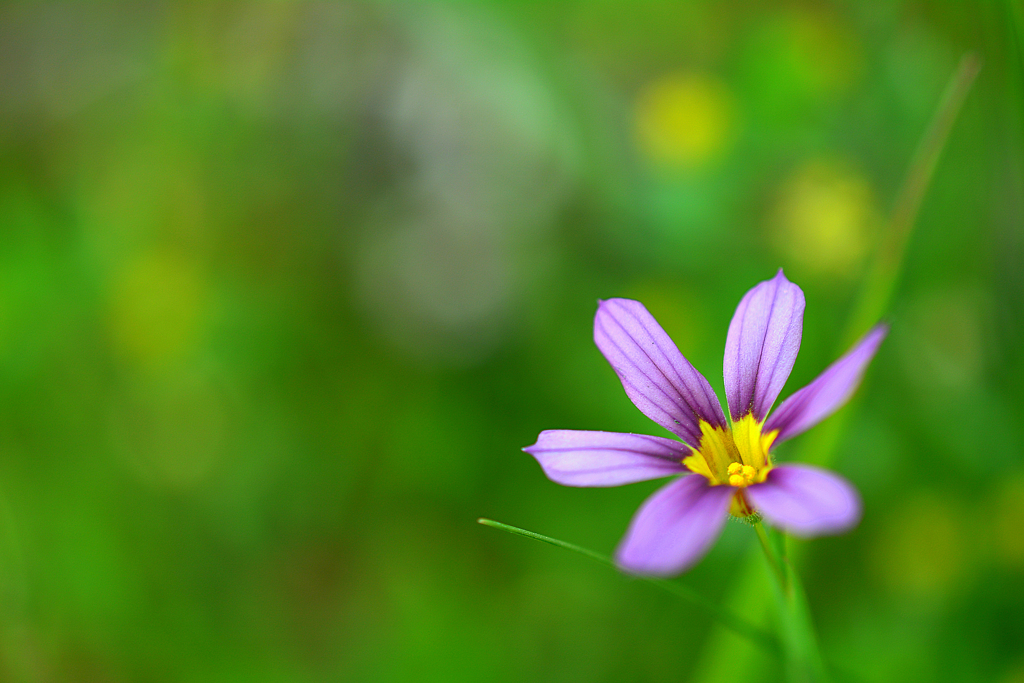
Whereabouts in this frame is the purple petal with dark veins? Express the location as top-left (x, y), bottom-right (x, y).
top-left (723, 270), bottom-right (805, 422)
top-left (594, 298), bottom-right (726, 447)
top-left (524, 430), bottom-right (689, 487)
top-left (764, 324), bottom-right (888, 443)
top-left (614, 474), bottom-right (734, 576)
top-left (745, 465), bottom-right (861, 536)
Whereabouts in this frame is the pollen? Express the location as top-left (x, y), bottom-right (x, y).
top-left (724, 463), bottom-right (748, 486)
top-left (727, 464), bottom-right (763, 487)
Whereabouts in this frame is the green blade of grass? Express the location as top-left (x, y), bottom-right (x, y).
top-left (478, 517), bottom-right (781, 657)
top-left (843, 52), bottom-right (980, 346)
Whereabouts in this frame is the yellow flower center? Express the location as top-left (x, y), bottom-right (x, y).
top-left (681, 414), bottom-right (778, 518)
top-left (727, 462), bottom-right (759, 487)
top-left (681, 413), bottom-right (778, 487)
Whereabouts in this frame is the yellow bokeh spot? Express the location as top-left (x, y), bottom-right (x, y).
top-left (869, 491), bottom-right (968, 595)
top-left (771, 159), bottom-right (879, 278)
top-left (991, 473), bottom-right (1024, 568)
top-left (108, 251), bottom-right (208, 366)
top-left (634, 72), bottom-right (734, 170)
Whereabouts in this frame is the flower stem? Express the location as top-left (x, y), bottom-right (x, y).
top-left (754, 524), bottom-right (829, 683)
top-left (478, 518), bottom-right (781, 657)
top-left (754, 521), bottom-right (787, 591)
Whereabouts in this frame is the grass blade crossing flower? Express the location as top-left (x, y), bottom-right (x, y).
top-left (525, 270), bottom-right (886, 577)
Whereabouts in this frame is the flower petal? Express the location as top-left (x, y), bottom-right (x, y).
top-left (614, 474), bottom-right (734, 576)
top-left (745, 465), bottom-right (861, 537)
top-left (524, 430), bottom-right (689, 487)
top-left (763, 324), bottom-right (888, 443)
top-left (594, 298), bottom-right (726, 446)
top-left (724, 269), bottom-right (805, 422)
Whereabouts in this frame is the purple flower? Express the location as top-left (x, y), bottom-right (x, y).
top-left (524, 270), bottom-right (887, 576)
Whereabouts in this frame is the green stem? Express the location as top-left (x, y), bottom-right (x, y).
top-left (755, 525), bottom-right (829, 683)
top-left (478, 518), bottom-right (781, 657)
top-left (754, 521), bottom-right (787, 592)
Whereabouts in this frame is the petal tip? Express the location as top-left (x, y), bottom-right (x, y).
top-left (592, 297), bottom-right (726, 442)
top-left (521, 431), bottom-right (548, 454)
top-left (724, 270), bottom-right (806, 421)
top-left (523, 430), bottom-right (688, 487)
top-left (596, 297), bottom-right (633, 312)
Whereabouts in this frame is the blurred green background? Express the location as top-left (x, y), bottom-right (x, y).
top-left (0, 2), bottom-right (1022, 682)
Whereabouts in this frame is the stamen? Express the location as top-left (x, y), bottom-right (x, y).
top-left (690, 418), bottom-right (776, 487)
top-left (726, 463), bottom-right (765, 487)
